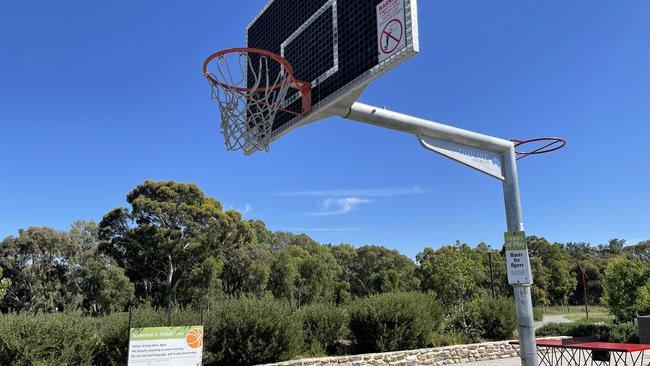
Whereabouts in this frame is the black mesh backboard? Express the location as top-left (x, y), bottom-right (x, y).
top-left (640, 316), bottom-right (650, 344)
top-left (247, 0), bottom-right (419, 150)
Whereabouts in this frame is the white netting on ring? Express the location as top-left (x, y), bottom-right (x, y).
top-left (205, 51), bottom-right (292, 152)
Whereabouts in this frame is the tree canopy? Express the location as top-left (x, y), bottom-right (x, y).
top-left (0, 179), bottom-right (648, 322)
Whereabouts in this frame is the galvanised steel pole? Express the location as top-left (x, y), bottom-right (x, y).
top-left (342, 102), bottom-right (538, 366)
top-left (502, 146), bottom-right (537, 366)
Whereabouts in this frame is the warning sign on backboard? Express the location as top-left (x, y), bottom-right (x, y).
top-left (377, 0), bottom-right (407, 63)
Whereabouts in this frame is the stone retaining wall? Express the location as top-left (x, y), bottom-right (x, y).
top-left (260, 340), bottom-right (520, 366)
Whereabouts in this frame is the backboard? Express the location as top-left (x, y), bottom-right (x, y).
top-left (246, 0), bottom-right (419, 152)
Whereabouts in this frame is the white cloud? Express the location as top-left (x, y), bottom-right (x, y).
top-left (276, 186), bottom-right (433, 198)
top-left (305, 197), bottom-right (373, 217)
top-left (225, 203), bottom-right (253, 215)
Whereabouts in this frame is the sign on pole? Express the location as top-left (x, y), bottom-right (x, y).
top-left (128, 326), bottom-right (203, 366)
top-left (504, 231), bottom-right (533, 285)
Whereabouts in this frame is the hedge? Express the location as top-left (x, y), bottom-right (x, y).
top-left (0, 312), bottom-right (100, 366)
top-left (348, 292), bottom-right (442, 353)
top-left (0, 293), bottom-right (524, 364)
top-left (467, 297), bottom-right (517, 341)
top-left (297, 302), bottom-right (348, 355)
top-left (203, 296), bottom-right (303, 365)
top-left (0, 299), bottom-right (301, 366)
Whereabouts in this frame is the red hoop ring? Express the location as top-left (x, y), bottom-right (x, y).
top-left (512, 137), bottom-right (566, 160)
top-left (203, 48), bottom-right (295, 92)
top-left (202, 47), bottom-right (312, 115)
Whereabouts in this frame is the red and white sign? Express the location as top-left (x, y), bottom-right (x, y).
top-left (377, 0), bottom-right (407, 63)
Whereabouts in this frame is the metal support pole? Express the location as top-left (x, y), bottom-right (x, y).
top-left (343, 102), bottom-right (513, 153)
top-left (342, 102), bottom-right (538, 366)
top-left (502, 147), bottom-right (537, 366)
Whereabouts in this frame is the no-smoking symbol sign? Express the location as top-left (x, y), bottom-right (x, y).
top-left (380, 19), bottom-right (403, 54)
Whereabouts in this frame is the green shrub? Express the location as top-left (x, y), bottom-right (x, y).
top-left (467, 297), bottom-right (517, 341)
top-left (297, 303), bottom-right (348, 354)
top-left (607, 323), bottom-right (639, 343)
top-left (537, 322), bottom-right (639, 343)
top-left (0, 313), bottom-right (100, 365)
top-left (203, 296), bottom-right (303, 366)
top-left (431, 331), bottom-right (471, 347)
top-left (533, 308), bottom-right (544, 321)
top-left (347, 292), bottom-right (442, 353)
top-left (93, 312), bottom-right (129, 366)
top-left (441, 303), bottom-right (482, 343)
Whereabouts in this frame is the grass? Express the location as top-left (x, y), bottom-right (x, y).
top-left (563, 314), bottom-right (613, 323)
top-left (542, 305), bottom-right (608, 315)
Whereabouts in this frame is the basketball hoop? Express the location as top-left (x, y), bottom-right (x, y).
top-left (203, 48), bottom-right (312, 152)
top-left (512, 137), bottom-right (566, 160)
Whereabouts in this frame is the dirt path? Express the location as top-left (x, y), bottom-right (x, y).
top-left (535, 314), bottom-right (572, 329)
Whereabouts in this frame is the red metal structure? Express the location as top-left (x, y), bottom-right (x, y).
top-left (511, 338), bottom-right (650, 366)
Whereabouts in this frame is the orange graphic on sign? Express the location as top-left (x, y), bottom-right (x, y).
top-left (186, 327), bottom-right (203, 349)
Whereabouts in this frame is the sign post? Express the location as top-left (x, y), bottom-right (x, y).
top-left (505, 231), bottom-right (532, 285)
top-left (128, 326), bottom-right (203, 366)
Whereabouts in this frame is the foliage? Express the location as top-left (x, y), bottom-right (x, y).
top-left (0, 222), bottom-right (134, 315)
top-left (527, 236), bottom-right (577, 307)
top-left (347, 245), bottom-right (421, 297)
top-left (2, 179), bottom-right (650, 362)
top-left (0, 267), bottom-right (10, 301)
top-left (537, 322), bottom-right (639, 343)
top-left (215, 211), bottom-right (271, 298)
top-left (467, 297), bottom-right (517, 341)
top-left (602, 256), bottom-right (650, 323)
top-left (0, 227), bottom-right (79, 313)
top-left (297, 303), bottom-right (348, 353)
top-left (416, 242), bottom-right (486, 307)
top-left (99, 180), bottom-right (230, 307)
top-left (269, 245), bottom-right (345, 307)
top-left (0, 312), bottom-right (101, 365)
top-left (625, 240), bottom-right (650, 261)
top-left (533, 307), bottom-right (544, 321)
top-left (431, 331), bottom-right (471, 347)
top-left (347, 292), bottom-right (442, 353)
top-left (203, 296), bottom-right (303, 366)
top-left (570, 260), bottom-right (605, 306)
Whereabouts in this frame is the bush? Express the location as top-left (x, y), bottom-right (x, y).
top-left (0, 313), bottom-right (100, 365)
top-left (467, 297), bottom-right (517, 341)
top-left (297, 303), bottom-right (348, 355)
top-left (533, 307), bottom-right (544, 321)
top-left (537, 322), bottom-right (639, 343)
top-left (347, 292), bottom-right (442, 353)
top-left (431, 331), bottom-right (471, 347)
top-left (203, 296), bottom-right (303, 366)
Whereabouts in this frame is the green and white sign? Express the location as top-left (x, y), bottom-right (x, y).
top-left (504, 231), bottom-right (533, 285)
top-left (128, 326), bottom-right (203, 366)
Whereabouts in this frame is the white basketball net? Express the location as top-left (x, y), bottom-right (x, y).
top-left (205, 51), bottom-right (292, 152)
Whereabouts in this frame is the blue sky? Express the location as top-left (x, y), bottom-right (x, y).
top-left (1, 1), bottom-right (649, 258)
